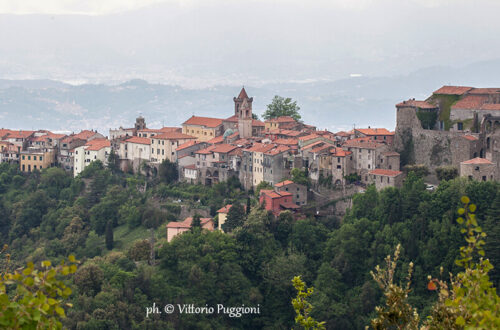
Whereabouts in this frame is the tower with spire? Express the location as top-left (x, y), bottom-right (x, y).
top-left (234, 87), bottom-right (253, 138)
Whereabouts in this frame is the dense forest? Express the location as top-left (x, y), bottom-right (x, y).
top-left (0, 161), bottom-right (499, 329)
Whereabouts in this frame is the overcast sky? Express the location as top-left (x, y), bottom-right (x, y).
top-left (1, 0), bottom-right (500, 87)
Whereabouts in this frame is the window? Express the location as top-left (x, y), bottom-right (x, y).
top-left (482, 176), bottom-right (487, 181)
top-left (337, 157), bottom-right (340, 163)
top-left (33, 156), bottom-right (37, 160)
top-left (380, 177), bottom-right (383, 182)
top-left (28, 156), bottom-right (31, 160)
top-left (337, 165), bottom-right (341, 169)
top-left (368, 164), bottom-right (371, 169)
top-left (457, 122), bottom-right (464, 130)
top-left (22, 155), bottom-right (25, 160)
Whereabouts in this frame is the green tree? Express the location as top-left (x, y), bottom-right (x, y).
top-left (107, 150), bottom-right (120, 173)
top-left (191, 213), bottom-right (202, 230)
top-left (291, 276), bottom-right (326, 330)
top-left (291, 168), bottom-right (309, 186)
top-left (73, 263), bottom-right (104, 296)
top-left (246, 197), bottom-right (251, 215)
top-left (263, 95), bottom-right (301, 121)
top-left (435, 165), bottom-right (458, 181)
top-left (105, 220), bottom-right (114, 250)
top-left (0, 252), bottom-right (79, 329)
top-left (222, 202), bottom-right (246, 233)
top-left (158, 159), bottom-right (178, 184)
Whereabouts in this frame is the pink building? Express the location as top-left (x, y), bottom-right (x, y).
top-left (166, 217), bottom-right (214, 242)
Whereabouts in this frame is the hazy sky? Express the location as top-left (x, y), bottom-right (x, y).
top-left (1, 0), bottom-right (500, 87)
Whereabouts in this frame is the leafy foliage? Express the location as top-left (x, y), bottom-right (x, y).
top-left (291, 276), bottom-right (326, 330)
top-left (0, 251), bottom-right (78, 329)
top-left (263, 95), bottom-right (302, 121)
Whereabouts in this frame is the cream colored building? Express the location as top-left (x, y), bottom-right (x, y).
top-left (182, 116), bottom-right (224, 141)
top-left (150, 132), bottom-right (196, 163)
top-left (73, 139), bottom-right (111, 177)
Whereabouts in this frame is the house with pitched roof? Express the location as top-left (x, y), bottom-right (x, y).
top-left (368, 169), bottom-right (404, 190)
top-left (150, 131), bottom-right (196, 164)
top-left (166, 217), bottom-right (214, 242)
top-left (460, 158), bottom-right (496, 181)
top-left (274, 180), bottom-right (307, 206)
top-left (259, 189), bottom-right (300, 216)
top-left (119, 136), bottom-right (151, 172)
top-left (182, 116), bottom-right (224, 141)
top-left (342, 138), bottom-right (389, 183)
top-left (73, 138), bottom-right (111, 177)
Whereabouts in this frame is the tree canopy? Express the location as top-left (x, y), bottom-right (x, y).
top-left (263, 95), bottom-right (301, 121)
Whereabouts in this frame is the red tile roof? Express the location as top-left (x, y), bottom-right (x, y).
top-left (217, 204), bottom-right (232, 213)
top-left (396, 100), bottom-right (437, 109)
top-left (433, 86), bottom-right (472, 95)
top-left (469, 88), bottom-right (500, 95)
top-left (451, 95), bottom-right (488, 110)
top-left (462, 135), bottom-right (479, 141)
top-left (267, 116), bottom-right (296, 123)
top-left (154, 132), bottom-right (196, 140)
top-left (6, 130), bottom-right (35, 139)
top-left (335, 131), bottom-right (351, 137)
top-left (298, 134), bottom-right (320, 142)
top-left (0, 129), bottom-right (13, 138)
top-left (274, 138), bottom-right (299, 146)
top-left (123, 136), bottom-right (151, 145)
top-left (356, 128), bottom-right (395, 136)
top-left (252, 119), bottom-right (265, 127)
top-left (195, 145), bottom-right (217, 155)
top-left (245, 143), bottom-right (275, 153)
top-left (275, 180), bottom-right (294, 187)
top-left (461, 157), bottom-right (493, 165)
top-left (183, 116), bottom-right (223, 128)
top-left (369, 169), bottom-right (403, 177)
top-left (85, 138), bottom-right (111, 151)
top-left (166, 217), bottom-right (213, 228)
top-left (176, 140), bottom-right (199, 151)
top-left (73, 130), bottom-right (98, 140)
top-left (184, 164), bottom-right (196, 169)
top-left (480, 103), bottom-right (500, 111)
top-left (224, 115), bottom-right (239, 123)
top-left (160, 127), bottom-right (182, 133)
top-left (331, 148), bottom-right (351, 157)
top-left (260, 189), bottom-right (282, 199)
top-left (265, 145), bottom-right (290, 156)
top-left (212, 144), bottom-right (238, 154)
top-left (207, 135), bottom-right (225, 144)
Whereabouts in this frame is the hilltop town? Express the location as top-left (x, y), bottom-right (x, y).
top-left (1, 86), bottom-right (499, 221)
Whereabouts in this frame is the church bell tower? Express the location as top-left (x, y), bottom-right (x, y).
top-left (234, 87), bottom-right (253, 138)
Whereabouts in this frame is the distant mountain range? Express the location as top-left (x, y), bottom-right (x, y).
top-left (1, 60), bottom-right (500, 135)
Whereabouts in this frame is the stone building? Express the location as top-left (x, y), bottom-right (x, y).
top-left (274, 180), bottom-right (307, 206)
top-left (20, 149), bottom-right (55, 172)
top-left (150, 132), bottom-right (196, 164)
top-left (182, 116), bottom-right (224, 141)
top-left (460, 158), bottom-right (496, 181)
top-left (368, 169), bottom-right (404, 190)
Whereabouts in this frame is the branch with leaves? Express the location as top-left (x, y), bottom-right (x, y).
top-left (291, 276), bottom-right (326, 330)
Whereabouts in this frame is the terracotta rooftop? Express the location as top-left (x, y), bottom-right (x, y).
top-left (212, 144), bottom-right (238, 154)
top-left (207, 135), bottom-right (224, 144)
top-left (85, 138), bottom-right (111, 151)
top-left (275, 180), bottom-right (294, 187)
top-left (176, 140), bottom-right (200, 151)
top-left (269, 129), bottom-right (303, 137)
top-left (382, 151), bottom-right (400, 156)
top-left (267, 116), bottom-right (296, 123)
top-left (462, 135), bottom-right (479, 141)
top-left (217, 204), bottom-right (232, 213)
top-left (433, 86), bottom-right (473, 95)
top-left (6, 130), bottom-right (35, 139)
top-left (451, 95), bottom-right (488, 110)
top-left (183, 116), bottom-right (223, 128)
top-left (0, 129), bottom-right (13, 138)
top-left (335, 131), bottom-right (351, 137)
top-left (396, 100), bottom-right (437, 109)
top-left (265, 145), bottom-right (290, 156)
top-left (469, 88), bottom-right (500, 95)
top-left (356, 128), bottom-right (395, 136)
top-left (480, 103), bottom-right (500, 111)
top-left (123, 136), bottom-right (151, 145)
top-left (224, 115), bottom-right (238, 123)
top-left (195, 145), bottom-right (217, 155)
top-left (245, 143), bottom-right (276, 153)
top-left (183, 164), bottom-right (196, 169)
top-left (260, 189), bottom-right (282, 199)
top-left (252, 119), bottom-right (265, 127)
top-left (160, 127), bottom-right (182, 133)
top-left (73, 130), bottom-right (98, 140)
top-left (461, 157), bottom-right (493, 165)
top-left (369, 169), bottom-right (403, 177)
top-left (166, 217), bottom-right (213, 229)
top-left (154, 132), bottom-right (196, 140)
top-left (330, 148), bottom-right (351, 157)
top-left (298, 134), bottom-right (320, 142)
top-left (274, 138), bottom-right (299, 146)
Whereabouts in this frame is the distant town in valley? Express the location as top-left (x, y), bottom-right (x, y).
top-left (1, 84), bottom-right (499, 239)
